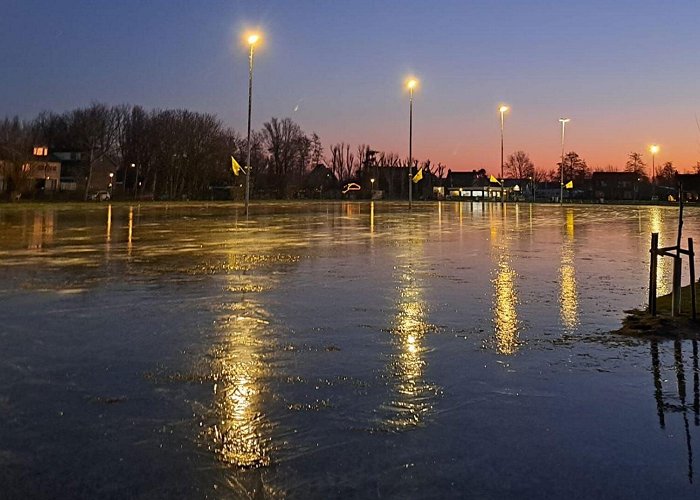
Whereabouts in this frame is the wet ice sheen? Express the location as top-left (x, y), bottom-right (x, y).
top-left (0, 201), bottom-right (699, 498)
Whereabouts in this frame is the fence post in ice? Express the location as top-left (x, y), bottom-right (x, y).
top-left (689, 237), bottom-right (696, 321)
top-left (649, 232), bottom-right (658, 316)
top-left (672, 255), bottom-right (682, 317)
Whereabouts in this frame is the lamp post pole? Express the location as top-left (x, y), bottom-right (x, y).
top-left (559, 118), bottom-right (570, 205)
top-left (407, 79), bottom-right (417, 209)
top-left (499, 106), bottom-right (509, 205)
top-left (131, 163), bottom-right (137, 199)
top-left (245, 34), bottom-right (259, 216)
top-left (650, 144), bottom-right (659, 200)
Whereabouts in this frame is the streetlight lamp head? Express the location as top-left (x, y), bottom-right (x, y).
top-left (559, 118), bottom-right (570, 123)
top-left (247, 33), bottom-right (260, 45)
top-left (650, 144), bottom-right (659, 154)
top-left (130, 163), bottom-right (135, 168)
top-left (499, 105), bottom-right (509, 114)
top-left (406, 78), bottom-right (418, 90)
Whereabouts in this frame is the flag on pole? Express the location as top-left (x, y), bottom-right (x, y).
top-left (489, 175), bottom-right (501, 185)
top-left (231, 156), bottom-right (242, 176)
top-left (565, 180), bottom-right (573, 189)
top-left (412, 168), bottom-right (423, 183)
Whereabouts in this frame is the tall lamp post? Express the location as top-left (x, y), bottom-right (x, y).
top-left (650, 144), bottom-right (659, 200)
top-left (499, 105), bottom-right (509, 204)
top-left (559, 118), bottom-right (570, 205)
top-left (131, 163), bottom-right (138, 199)
top-left (406, 78), bottom-right (418, 209)
top-left (244, 33), bottom-right (260, 216)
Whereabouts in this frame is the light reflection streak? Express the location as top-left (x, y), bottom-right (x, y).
top-left (379, 240), bottom-right (438, 431)
top-left (649, 206), bottom-right (671, 295)
top-left (370, 201), bottom-right (374, 234)
top-left (28, 209), bottom-right (55, 250)
top-left (208, 302), bottom-right (271, 468)
top-left (106, 205), bottom-right (112, 243)
top-left (559, 209), bottom-right (579, 331)
top-left (127, 206), bottom-right (133, 256)
top-left (30, 212), bottom-right (43, 249)
top-left (490, 220), bottom-right (520, 355)
top-left (208, 257), bottom-right (272, 468)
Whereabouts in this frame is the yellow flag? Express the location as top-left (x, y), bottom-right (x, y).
top-left (412, 168), bottom-right (423, 183)
top-left (489, 175), bottom-right (501, 185)
top-left (231, 156), bottom-right (242, 176)
top-left (565, 180), bottom-right (573, 189)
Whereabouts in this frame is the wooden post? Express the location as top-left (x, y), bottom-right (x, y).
top-left (677, 183), bottom-right (684, 249)
top-left (649, 232), bottom-right (659, 315)
top-left (689, 237), bottom-right (696, 321)
top-left (673, 255), bottom-right (683, 316)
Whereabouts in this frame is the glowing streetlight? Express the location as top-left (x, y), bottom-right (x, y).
top-left (370, 177), bottom-right (375, 197)
top-left (650, 144), bottom-right (659, 180)
top-left (650, 144), bottom-right (659, 200)
top-left (559, 118), bottom-right (570, 205)
top-left (406, 78), bottom-right (418, 208)
top-left (499, 105), bottom-right (509, 204)
top-left (244, 32), bottom-right (261, 216)
top-left (130, 162), bottom-right (139, 199)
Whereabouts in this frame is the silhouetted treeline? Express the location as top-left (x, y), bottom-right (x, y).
top-left (0, 103), bottom-right (448, 200)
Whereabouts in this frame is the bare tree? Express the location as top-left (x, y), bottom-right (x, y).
top-left (330, 142), bottom-right (356, 182)
top-left (329, 143), bottom-right (345, 180)
top-left (625, 152), bottom-right (647, 178)
top-left (356, 144), bottom-right (370, 175)
top-left (310, 132), bottom-right (324, 167)
top-left (0, 117), bottom-right (35, 199)
top-left (657, 161), bottom-right (677, 186)
top-left (64, 103), bottom-right (121, 200)
top-left (382, 152), bottom-right (401, 167)
top-left (504, 150), bottom-right (535, 179)
top-left (430, 162), bottom-right (447, 180)
top-left (558, 151), bottom-right (590, 183)
top-left (262, 117), bottom-right (309, 196)
top-left (344, 145), bottom-right (356, 180)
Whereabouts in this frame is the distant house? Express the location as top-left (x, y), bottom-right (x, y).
top-left (591, 172), bottom-right (643, 200)
top-left (304, 164), bottom-right (338, 197)
top-left (0, 158), bottom-right (61, 197)
top-left (444, 169), bottom-right (524, 201)
top-left (676, 174), bottom-right (700, 201)
top-left (445, 170), bottom-right (481, 190)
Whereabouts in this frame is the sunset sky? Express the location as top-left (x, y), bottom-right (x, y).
top-left (3, 0), bottom-right (700, 174)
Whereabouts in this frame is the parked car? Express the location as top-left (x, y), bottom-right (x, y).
top-left (90, 191), bottom-right (111, 201)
